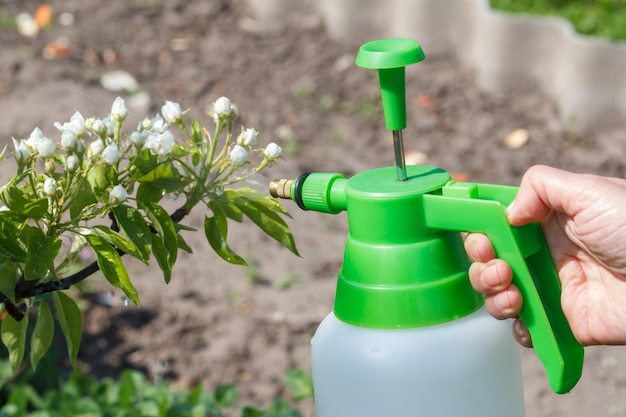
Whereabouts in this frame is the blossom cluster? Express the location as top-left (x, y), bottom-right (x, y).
top-left (9, 96), bottom-right (283, 209)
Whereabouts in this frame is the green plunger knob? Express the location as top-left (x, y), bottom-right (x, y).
top-left (355, 39), bottom-right (425, 130)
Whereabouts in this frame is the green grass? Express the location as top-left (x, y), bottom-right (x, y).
top-left (490, 0), bottom-right (626, 40)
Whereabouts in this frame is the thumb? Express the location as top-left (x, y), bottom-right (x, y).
top-left (506, 165), bottom-right (577, 226)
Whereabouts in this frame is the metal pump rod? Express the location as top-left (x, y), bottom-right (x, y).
top-left (392, 129), bottom-right (407, 181)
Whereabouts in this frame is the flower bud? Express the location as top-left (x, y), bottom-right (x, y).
top-left (109, 184), bottom-right (127, 205)
top-left (75, 139), bottom-right (86, 156)
top-left (229, 145), bottom-right (248, 166)
top-left (25, 127), bottom-right (45, 153)
top-left (12, 138), bottom-right (30, 165)
top-left (43, 177), bottom-right (57, 196)
top-left (102, 142), bottom-right (120, 165)
top-left (38, 137), bottom-right (56, 159)
top-left (213, 97), bottom-right (237, 123)
top-left (110, 97), bottom-right (129, 123)
top-left (66, 154), bottom-right (78, 172)
top-left (161, 100), bottom-right (183, 124)
top-left (131, 131), bottom-right (145, 148)
top-left (237, 127), bottom-right (258, 146)
top-left (90, 119), bottom-right (105, 136)
top-left (68, 111), bottom-right (86, 136)
top-left (263, 142), bottom-right (282, 159)
top-left (61, 130), bottom-right (77, 151)
top-left (88, 140), bottom-right (104, 160)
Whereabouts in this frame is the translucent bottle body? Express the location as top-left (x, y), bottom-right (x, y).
top-left (311, 307), bottom-right (525, 417)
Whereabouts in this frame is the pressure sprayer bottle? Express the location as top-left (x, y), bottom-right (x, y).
top-left (269, 39), bottom-right (585, 417)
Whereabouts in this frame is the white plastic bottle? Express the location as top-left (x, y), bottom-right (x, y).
top-left (311, 307), bottom-right (525, 417)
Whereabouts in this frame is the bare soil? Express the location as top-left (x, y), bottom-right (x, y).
top-left (1, 1), bottom-right (626, 416)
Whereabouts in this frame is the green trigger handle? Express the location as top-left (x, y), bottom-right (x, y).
top-left (423, 180), bottom-right (584, 394)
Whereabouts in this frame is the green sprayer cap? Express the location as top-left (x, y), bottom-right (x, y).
top-left (355, 39), bottom-right (425, 130)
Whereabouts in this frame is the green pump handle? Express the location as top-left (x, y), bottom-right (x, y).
top-left (424, 180), bottom-right (584, 394)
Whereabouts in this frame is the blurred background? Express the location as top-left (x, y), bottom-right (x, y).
top-left (1, 0), bottom-right (626, 416)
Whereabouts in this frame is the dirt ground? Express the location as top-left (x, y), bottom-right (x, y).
top-left (1, 0), bottom-right (626, 416)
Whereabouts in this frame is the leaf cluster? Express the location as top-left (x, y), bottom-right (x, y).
top-left (0, 97), bottom-right (298, 373)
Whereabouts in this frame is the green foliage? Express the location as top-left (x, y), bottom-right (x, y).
top-left (490, 0), bottom-right (626, 40)
top-left (0, 97), bottom-right (296, 373)
top-left (0, 362), bottom-right (311, 417)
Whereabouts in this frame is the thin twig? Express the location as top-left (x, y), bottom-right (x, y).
top-left (4, 204), bottom-right (192, 320)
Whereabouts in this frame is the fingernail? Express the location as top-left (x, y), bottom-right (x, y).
top-left (513, 318), bottom-right (533, 347)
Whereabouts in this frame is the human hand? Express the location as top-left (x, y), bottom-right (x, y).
top-left (465, 165), bottom-right (626, 347)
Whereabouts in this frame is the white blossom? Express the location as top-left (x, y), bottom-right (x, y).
top-left (43, 177), bottom-right (57, 196)
top-left (144, 130), bottom-right (175, 156)
top-left (161, 100), bottom-right (183, 124)
top-left (66, 154), bottom-right (78, 171)
top-left (25, 127), bottom-right (45, 152)
top-left (88, 140), bottom-right (104, 159)
top-left (54, 111), bottom-right (86, 136)
top-left (213, 96), bottom-right (237, 122)
top-left (110, 97), bottom-right (129, 122)
top-left (263, 142), bottom-right (282, 159)
top-left (150, 114), bottom-right (168, 134)
top-left (101, 142), bottom-right (120, 165)
top-left (229, 145), bottom-right (248, 166)
top-left (68, 111), bottom-right (86, 135)
top-left (214, 97), bottom-right (232, 115)
top-left (12, 138), bottom-right (30, 165)
top-left (109, 184), bottom-right (127, 205)
top-left (103, 117), bottom-right (115, 136)
top-left (89, 118), bottom-right (106, 136)
top-left (130, 131), bottom-right (145, 148)
top-left (61, 130), bottom-right (77, 151)
top-left (237, 127), bottom-right (258, 146)
top-left (37, 137), bottom-right (56, 159)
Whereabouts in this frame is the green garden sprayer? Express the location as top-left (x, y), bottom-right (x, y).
top-left (269, 38), bottom-right (584, 417)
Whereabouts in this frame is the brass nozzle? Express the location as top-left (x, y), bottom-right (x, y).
top-left (269, 178), bottom-right (294, 199)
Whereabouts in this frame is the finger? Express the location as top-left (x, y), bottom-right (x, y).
top-left (464, 233), bottom-right (496, 262)
top-left (468, 258), bottom-right (513, 294)
top-left (512, 317), bottom-right (533, 348)
top-left (484, 284), bottom-right (523, 319)
top-left (507, 165), bottom-right (592, 226)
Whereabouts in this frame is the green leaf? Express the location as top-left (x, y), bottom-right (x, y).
top-left (0, 212), bottom-right (27, 262)
top-left (1, 312), bottom-right (28, 372)
top-left (240, 408), bottom-right (264, 417)
top-left (1, 185), bottom-right (48, 219)
top-left (84, 234), bottom-right (140, 306)
top-left (214, 384), bottom-right (238, 408)
top-left (141, 202), bottom-right (178, 270)
top-left (190, 119), bottom-right (203, 146)
top-left (284, 369), bottom-right (314, 401)
top-left (231, 195), bottom-right (299, 256)
top-left (69, 176), bottom-right (97, 220)
top-left (136, 183), bottom-right (165, 204)
top-left (86, 163), bottom-right (111, 198)
top-left (137, 161), bottom-right (190, 192)
top-left (77, 225), bottom-right (149, 264)
top-left (133, 148), bottom-right (159, 175)
top-left (265, 399), bottom-right (302, 417)
top-left (30, 302), bottom-right (54, 369)
top-left (112, 204), bottom-right (152, 262)
top-left (0, 355), bottom-right (12, 388)
top-left (204, 204), bottom-right (246, 266)
top-left (23, 226), bottom-right (62, 281)
top-left (177, 234), bottom-right (193, 254)
top-left (0, 260), bottom-right (18, 303)
top-left (151, 236), bottom-right (172, 284)
top-left (52, 292), bottom-right (82, 367)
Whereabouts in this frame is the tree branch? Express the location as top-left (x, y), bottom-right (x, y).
top-left (4, 204), bottom-right (192, 320)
